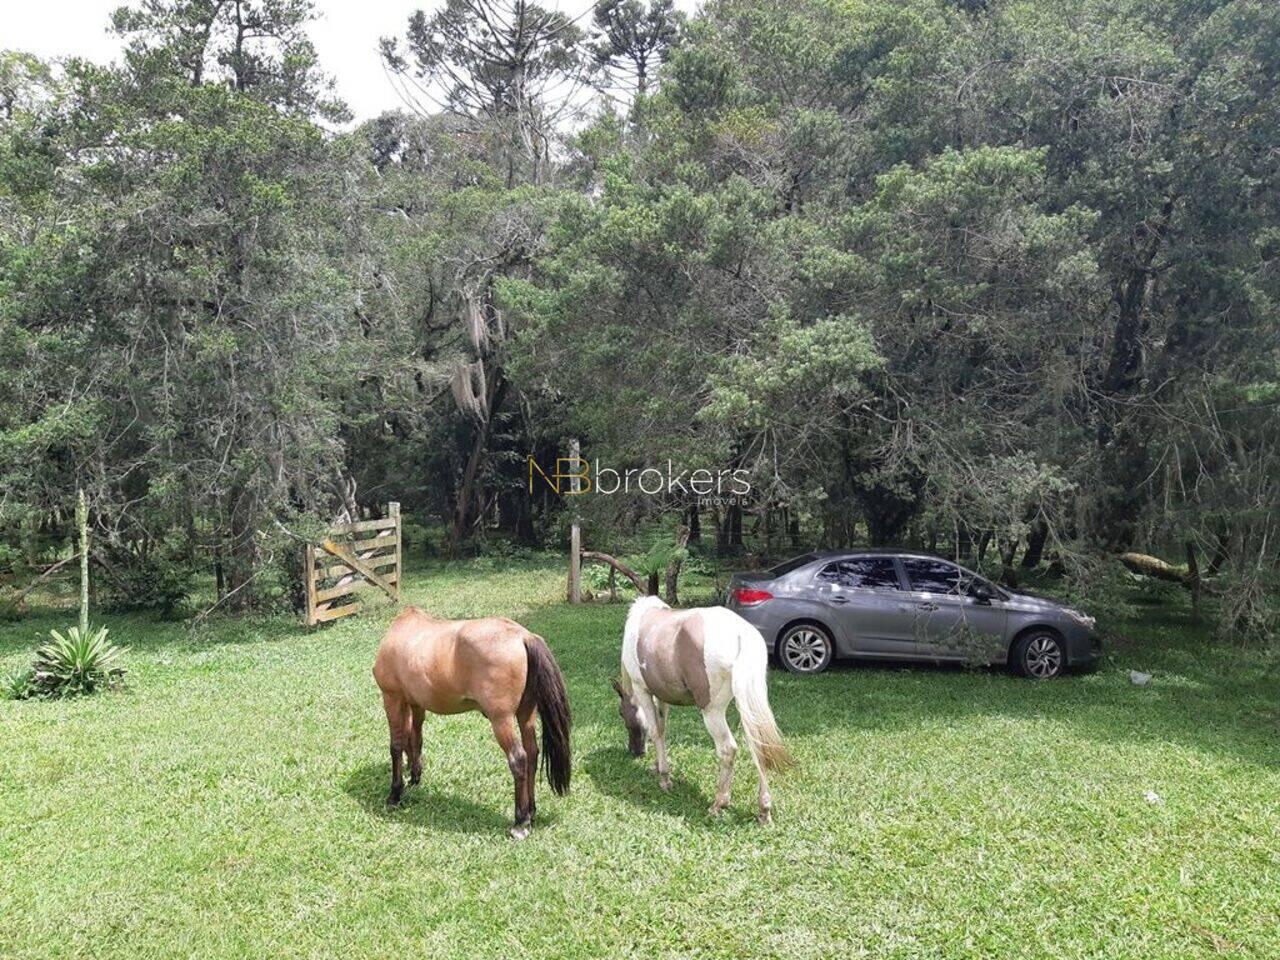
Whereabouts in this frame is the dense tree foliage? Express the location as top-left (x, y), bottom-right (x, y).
top-left (1, 0), bottom-right (1277, 635)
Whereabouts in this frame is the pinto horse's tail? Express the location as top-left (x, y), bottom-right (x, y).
top-left (524, 635), bottom-right (572, 795)
top-left (729, 618), bottom-right (795, 773)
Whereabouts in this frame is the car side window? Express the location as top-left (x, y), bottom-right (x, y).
top-left (816, 557), bottom-right (901, 590)
top-left (902, 558), bottom-right (964, 594)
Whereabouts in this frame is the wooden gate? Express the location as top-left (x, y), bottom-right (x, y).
top-left (303, 502), bottom-right (402, 626)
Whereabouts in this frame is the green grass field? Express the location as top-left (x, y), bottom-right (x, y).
top-left (2, 558), bottom-right (1277, 959)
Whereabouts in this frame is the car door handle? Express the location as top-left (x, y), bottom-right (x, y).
top-left (829, 595), bottom-right (849, 605)
top-left (916, 602), bottom-right (939, 612)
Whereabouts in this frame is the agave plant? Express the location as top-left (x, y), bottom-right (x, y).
top-left (2, 664), bottom-right (36, 701)
top-left (31, 625), bottom-right (127, 698)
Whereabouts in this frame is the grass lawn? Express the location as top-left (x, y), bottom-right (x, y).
top-left (1, 557), bottom-right (1277, 959)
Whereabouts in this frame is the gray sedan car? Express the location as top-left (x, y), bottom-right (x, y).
top-left (726, 550), bottom-right (1101, 679)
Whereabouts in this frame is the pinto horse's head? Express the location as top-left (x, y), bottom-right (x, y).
top-left (611, 678), bottom-right (645, 757)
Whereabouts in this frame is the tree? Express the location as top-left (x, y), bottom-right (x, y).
top-left (591, 0), bottom-right (683, 99)
top-left (382, 0), bottom-right (591, 187)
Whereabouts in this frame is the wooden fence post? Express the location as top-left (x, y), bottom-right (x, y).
top-left (569, 438), bottom-right (581, 604)
top-left (389, 502), bottom-right (402, 602)
top-left (304, 542), bottom-right (317, 626)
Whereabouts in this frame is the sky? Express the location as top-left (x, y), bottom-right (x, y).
top-left (4, 0), bottom-right (676, 122)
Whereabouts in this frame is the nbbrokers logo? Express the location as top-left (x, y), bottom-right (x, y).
top-left (528, 457), bottom-right (751, 501)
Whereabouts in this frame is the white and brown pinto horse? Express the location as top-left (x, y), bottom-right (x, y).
top-left (612, 596), bottom-right (793, 823)
top-left (373, 607), bottom-right (571, 839)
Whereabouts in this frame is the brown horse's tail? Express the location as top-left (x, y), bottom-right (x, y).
top-left (524, 635), bottom-right (572, 795)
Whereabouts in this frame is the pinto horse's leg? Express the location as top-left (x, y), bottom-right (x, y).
top-left (701, 705), bottom-right (738, 816)
top-left (491, 713), bottom-right (532, 839)
top-left (633, 688), bottom-right (670, 790)
top-left (655, 703), bottom-right (672, 790)
top-left (382, 691), bottom-right (412, 807)
top-left (517, 705), bottom-right (539, 824)
top-left (409, 707), bottom-right (425, 786)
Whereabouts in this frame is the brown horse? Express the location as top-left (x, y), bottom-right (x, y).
top-left (372, 606), bottom-right (571, 838)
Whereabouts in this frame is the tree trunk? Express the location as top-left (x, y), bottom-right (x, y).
top-left (1207, 526), bottom-right (1230, 577)
top-left (687, 503), bottom-right (701, 542)
top-left (998, 539), bottom-right (1019, 589)
top-left (976, 530), bottom-right (992, 565)
top-left (1185, 540), bottom-right (1201, 616)
top-left (226, 485), bottom-right (259, 612)
top-left (727, 505), bottom-right (742, 551)
top-left (1021, 521), bottom-right (1049, 568)
top-left (663, 526), bottom-right (690, 605)
top-left (664, 563), bottom-right (681, 605)
top-left (449, 371), bottom-right (507, 553)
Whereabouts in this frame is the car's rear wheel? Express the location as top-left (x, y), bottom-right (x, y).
top-left (1011, 630), bottom-right (1065, 679)
top-left (778, 623), bottom-right (834, 675)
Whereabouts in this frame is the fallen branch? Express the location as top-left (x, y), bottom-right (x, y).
top-left (581, 551), bottom-right (649, 595)
top-left (1119, 551), bottom-right (1220, 595)
top-left (191, 567), bottom-right (265, 625)
top-left (1119, 552), bottom-right (1192, 585)
top-left (9, 553), bottom-right (80, 606)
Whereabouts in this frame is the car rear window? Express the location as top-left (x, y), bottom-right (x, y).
top-left (816, 557), bottom-right (902, 590)
top-left (767, 553), bottom-right (818, 577)
top-left (902, 557), bottom-right (964, 594)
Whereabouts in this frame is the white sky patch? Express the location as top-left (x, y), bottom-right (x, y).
top-left (4, 0), bottom-right (699, 123)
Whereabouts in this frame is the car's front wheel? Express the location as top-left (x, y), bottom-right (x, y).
top-left (778, 623), bottom-right (834, 675)
top-left (1011, 630), bottom-right (1066, 679)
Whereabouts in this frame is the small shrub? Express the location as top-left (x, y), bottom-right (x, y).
top-left (30, 625), bottom-right (127, 699)
top-left (99, 554), bottom-right (193, 618)
top-left (2, 664), bottom-right (36, 701)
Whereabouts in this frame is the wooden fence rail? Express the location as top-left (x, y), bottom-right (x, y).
top-left (303, 502), bottom-right (401, 626)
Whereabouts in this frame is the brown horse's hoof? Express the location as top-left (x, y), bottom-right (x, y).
top-left (509, 823), bottom-right (531, 841)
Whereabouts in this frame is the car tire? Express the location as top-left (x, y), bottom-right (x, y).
top-left (1011, 630), bottom-right (1065, 679)
top-left (778, 623), bottom-right (835, 675)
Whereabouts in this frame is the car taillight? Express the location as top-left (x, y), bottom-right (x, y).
top-left (734, 587), bottom-right (774, 607)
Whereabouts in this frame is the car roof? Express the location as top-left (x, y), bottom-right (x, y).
top-left (810, 548), bottom-right (954, 562)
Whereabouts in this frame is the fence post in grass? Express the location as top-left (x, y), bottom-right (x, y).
top-left (77, 487), bottom-right (89, 635)
top-left (568, 438), bottom-right (581, 604)
top-left (304, 542), bottom-right (318, 626)
top-left (389, 501), bottom-right (402, 602)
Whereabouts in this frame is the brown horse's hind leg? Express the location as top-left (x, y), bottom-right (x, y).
top-left (491, 713), bottom-right (532, 839)
top-left (382, 691), bottom-right (411, 807)
top-left (518, 704), bottom-right (538, 824)
top-left (409, 707), bottom-right (425, 785)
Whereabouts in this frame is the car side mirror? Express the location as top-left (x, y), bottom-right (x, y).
top-left (969, 582), bottom-right (997, 604)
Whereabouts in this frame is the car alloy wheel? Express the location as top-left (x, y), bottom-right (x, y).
top-left (779, 624), bottom-right (833, 674)
top-left (1018, 632), bottom-right (1065, 679)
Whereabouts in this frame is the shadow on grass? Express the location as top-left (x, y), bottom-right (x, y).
top-left (583, 745), bottom-right (764, 829)
top-left (341, 761), bottom-right (564, 834)
top-left (525, 598), bottom-right (1279, 775)
top-left (758, 655), bottom-right (1280, 771)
